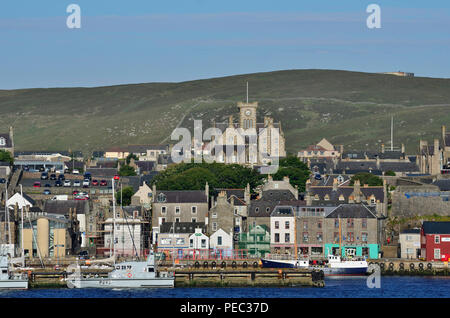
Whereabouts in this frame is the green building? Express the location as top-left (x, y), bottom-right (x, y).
top-left (237, 224), bottom-right (271, 258)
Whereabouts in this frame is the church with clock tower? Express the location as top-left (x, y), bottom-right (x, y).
top-left (209, 98), bottom-right (286, 167)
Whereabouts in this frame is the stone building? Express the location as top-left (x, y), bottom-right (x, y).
top-left (0, 127), bottom-right (14, 157)
top-left (399, 228), bottom-right (421, 259)
top-left (323, 203), bottom-right (379, 259)
top-left (208, 191), bottom-right (234, 238)
top-left (297, 138), bottom-right (342, 160)
top-left (151, 184), bottom-right (209, 243)
top-left (441, 125), bottom-right (450, 170)
top-left (417, 139), bottom-right (442, 175)
top-left (270, 206), bottom-right (296, 255)
top-left (208, 100), bottom-right (286, 167)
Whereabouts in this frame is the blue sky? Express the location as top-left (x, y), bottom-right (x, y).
top-left (0, 0), bottom-right (449, 89)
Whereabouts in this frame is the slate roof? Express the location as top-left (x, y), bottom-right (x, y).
top-left (86, 168), bottom-right (117, 178)
top-left (261, 190), bottom-right (296, 201)
top-left (401, 228), bottom-right (421, 234)
top-left (159, 222), bottom-right (206, 234)
top-left (43, 200), bottom-right (89, 215)
top-left (140, 172), bottom-right (159, 186)
top-left (135, 161), bottom-right (155, 172)
top-left (270, 205), bottom-right (294, 217)
top-left (326, 204), bottom-right (377, 219)
top-left (154, 190), bottom-right (208, 204)
top-left (422, 221), bottom-right (450, 235)
top-left (432, 180), bottom-right (450, 191)
top-left (106, 145), bottom-right (169, 153)
top-left (248, 200), bottom-right (279, 217)
top-left (309, 186), bottom-right (385, 203)
top-left (342, 150), bottom-right (404, 160)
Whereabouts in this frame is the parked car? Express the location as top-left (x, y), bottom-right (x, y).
top-left (72, 169), bottom-right (80, 175)
top-left (75, 195), bottom-right (89, 201)
top-left (73, 190), bottom-right (79, 195)
top-left (73, 180), bottom-right (81, 187)
top-left (33, 181), bottom-right (41, 188)
top-left (40, 172), bottom-right (48, 180)
top-left (0, 178), bottom-right (6, 184)
top-left (82, 179), bottom-right (90, 187)
top-left (100, 180), bottom-right (107, 186)
top-left (44, 183), bottom-right (51, 188)
top-left (84, 172), bottom-right (92, 180)
top-left (63, 180), bottom-right (71, 187)
top-left (50, 174), bottom-right (57, 180)
top-left (58, 174), bottom-right (65, 181)
top-left (92, 180), bottom-right (99, 186)
top-left (113, 174), bottom-right (120, 180)
top-left (43, 189), bottom-right (51, 195)
top-left (78, 251), bottom-right (89, 260)
top-left (55, 180), bottom-right (63, 187)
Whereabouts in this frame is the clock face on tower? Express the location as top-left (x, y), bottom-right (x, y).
top-left (245, 110), bottom-right (251, 116)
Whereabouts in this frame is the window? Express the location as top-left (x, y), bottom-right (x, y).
top-left (334, 232), bottom-right (339, 243)
top-left (318, 221), bottom-right (322, 229)
top-left (316, 232), bottom-right (323, 242)
top-left (175, 218), bottom-right (180, 223)
top-left (175, 206), bottom-right (180, 214)
top-left (275, 233), bottom-right (280, 243)
top-left (189, 239), bottom-right (193, 248)
top-left (191, 218), bottom-right (197, 223)
top-left (275, 221), bottom-right (279, 229)
top-left (285, 221), bottom-right (290, 230)
top-left (161, 238), bottom-right (171, 245)
top-left (217, 236), bottom-right (222, 246)
top-left (201, 239), bottom-right (206, 248)
top-left (191, 206), bottom-right (197, 214)
top-left (362, 219), bottom-right (367, 228)
top-left (212, 212), bottom-right (217, 218)
top-left (435, 235), bottom-right (440, 244)
top-left (157, 193), bottom-right (166, 202)
top-left (347, 218), bottom-right (354, 228)
top-left (362, 232), bottom-right (368, 242)
top-left (176, 238), bottom-right (185, 245)
top-left (434, 248), bottom-right (441, 260)
top-left (334, 219), bottom-right (339, 228)
top-left (303, 221), bottom-right (308, 230)
top-left (285, 233), bottom-right (290, 243)
top-left (161, 206), bottom-right (167, 214)
top-left (347, 232), bottom-right (354, 242)
top-left (161, 218), bottom-right (166, 224)
top-left (212, 222), bottom-right (217, 231)
top-left (302, 232), bottom-right (308, 243)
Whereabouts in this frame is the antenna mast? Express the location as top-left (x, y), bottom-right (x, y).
top-left (391, 116), bottom-right (394, 151)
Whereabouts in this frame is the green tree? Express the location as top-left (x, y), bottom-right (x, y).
top-left (116, 186), bottom-right (135, 206)
top-left (151, 162), bottom-right (264, 195)
top-left (0, 150), bottom-right (13, 165)
top-left (350, 173), bottom-right (383, 186)
top-left (126, 153), bottom-right (139, 165)
top-left (119, 164), bottom-right (137, 176)
top-left (384, 170), bottom-right (396, 176)
top-left (270, 155), bottom-right (311, 192)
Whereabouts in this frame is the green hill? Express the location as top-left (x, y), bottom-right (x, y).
top-left (1, 69), bottom-right (450, 156)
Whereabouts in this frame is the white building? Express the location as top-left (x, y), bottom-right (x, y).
top-left (399, 229), bottom-right (421, 259)
top-left (6, 192), bottom-right (35, 210)
top-left (104, 217), bottom-right (143, 257)
top-left (189, 228), bottom-right (209, 250)
top-left (209, 228), bottom-right (233, 250)
top-left (270, 206), bottom-right (296, 255)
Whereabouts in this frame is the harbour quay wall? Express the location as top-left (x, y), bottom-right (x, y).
top-left (173, 268), bottom-right (325, 288)
top-left (369, 259), bottom-right (449, 275)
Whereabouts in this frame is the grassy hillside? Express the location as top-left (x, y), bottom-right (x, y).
top-left (1, 69), bottom-right (450, 156)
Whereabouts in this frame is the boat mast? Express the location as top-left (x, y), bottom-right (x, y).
top-left (112, 177), bottom-right (116, 263)
top-left (20, 184), bottom-right (24, 267)
top-left (294, 213), bottom-right (298, 259)
top-left (338, 217), bottom-right (342, 258)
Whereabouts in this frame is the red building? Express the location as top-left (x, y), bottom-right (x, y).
top-left (420, 222), bottom-right (450, 262)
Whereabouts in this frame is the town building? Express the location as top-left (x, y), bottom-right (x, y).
top-left (208, 191), bottom-right (235, 245)
top-left (207, 100), bottom-right (286, 167)
top-left (237, 224), bottom-right (271, 258)
top-left (323, 203), bottom-right (379, 259)
top-left (420, 221), bottom-right (450, 262)
top-left (297, 138), bottom-right (342, 160)
top-left (104, 144), bottom-right (169, 161)
top-left (270, 206), bottom-right (296, 255)
top-left (417, 139), bottom-right (442, 175)
top-left (151, 184), bottom-right (209, 243)
top-left (0, 127), bottom-right (14, 157)
top-left (399, 228), bottom-right (421, 259)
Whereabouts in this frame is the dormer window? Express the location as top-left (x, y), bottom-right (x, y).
top-left (0, 137), bottom-right (5, 146)
top-left (157, 193), bottom-right (166, 203)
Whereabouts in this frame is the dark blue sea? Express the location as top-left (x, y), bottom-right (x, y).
top-left (0, 276), bottom-right (449, 298)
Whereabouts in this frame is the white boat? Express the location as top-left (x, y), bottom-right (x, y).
top-left (66, 250), bottom-right (175, 288)
top-left (0, 253), bottom-right (28, 289)
top-left (310, 254), bottom-right (368, 277)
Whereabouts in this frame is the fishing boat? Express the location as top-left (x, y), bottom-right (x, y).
top-left (66, 250), bottom-right (174, 288)
top-left (309, 254), bottom-right (368, 277)
top-left (0, 253), bottom-right (28, 289)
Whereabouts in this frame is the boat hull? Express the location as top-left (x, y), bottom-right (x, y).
top-left (67, 277), bottom-right (175, 289)
top-left (0, 280), bottom-right (28, 289)
top-left (310, 266), bottom-right (368, 277)
top-left (260, 259), bottom-right (307, 269)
